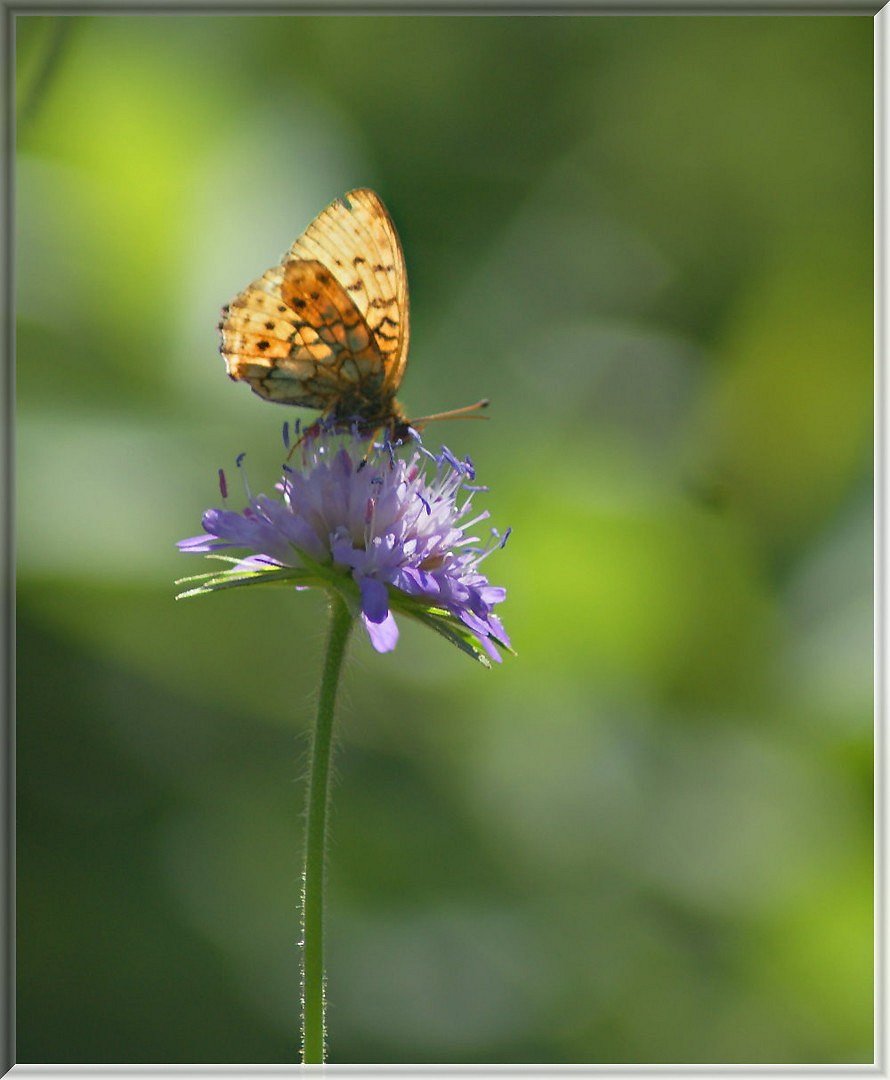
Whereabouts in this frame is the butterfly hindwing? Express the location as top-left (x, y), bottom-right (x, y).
top-left (221, 260), bottom-right (385, 408)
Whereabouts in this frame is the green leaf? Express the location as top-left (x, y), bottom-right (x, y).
top-left (175, 565), bottom-right (322, 600)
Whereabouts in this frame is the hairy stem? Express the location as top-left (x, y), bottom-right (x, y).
top-left (301, 593), bottom-right (353, 1064)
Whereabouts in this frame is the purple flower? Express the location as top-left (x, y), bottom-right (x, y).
top-left (177, 430), bottom-right (511, 664)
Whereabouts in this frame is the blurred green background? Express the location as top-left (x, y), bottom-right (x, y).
top-left (16, 14), bottom-right (873, 1064)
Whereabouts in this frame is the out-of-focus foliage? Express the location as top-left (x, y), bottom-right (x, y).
top-left (16, 15), bottom-right (872, 1064)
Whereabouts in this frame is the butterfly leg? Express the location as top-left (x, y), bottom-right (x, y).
top-left (284, 419), bottom-right (324, 462)
top-left (356, 429), bottom-right (383, 471)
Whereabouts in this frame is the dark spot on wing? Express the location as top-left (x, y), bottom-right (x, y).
top-left (258, 340), bottom-right (270, 351)
top-left (265, 321), bottom-right (275, 330)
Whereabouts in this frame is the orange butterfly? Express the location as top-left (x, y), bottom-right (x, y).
top-left (219, 187), bottom-right (487, 443)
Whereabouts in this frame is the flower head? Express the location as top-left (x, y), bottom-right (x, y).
top-left (177, 427), bottom-right (511, 664)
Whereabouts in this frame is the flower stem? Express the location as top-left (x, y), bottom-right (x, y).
top-left (301, 592), bottom-right (353, 1064)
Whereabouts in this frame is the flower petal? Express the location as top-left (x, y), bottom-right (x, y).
top-left (359, 575), bottom-right (389, 624)
top-left (478, 633), bottom-right (502, 663)
top-left (177, 534), bottom-right (217, 552)
top-left (487, 612), bottom-right (511, 648)
top-left (362, 610), bottom-right (399, 652)
top-left (480, 585), bottom-right (507, 606)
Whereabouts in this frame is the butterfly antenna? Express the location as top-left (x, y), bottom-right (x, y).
top-left (409, 399), bottom-right (490, 427)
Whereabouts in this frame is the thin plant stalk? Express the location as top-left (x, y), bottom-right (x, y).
top-left (301, 592), bottom-right (353, 1064)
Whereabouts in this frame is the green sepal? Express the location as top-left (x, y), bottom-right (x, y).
top-left (410, 608), bottom-right (492, 667)
top-left (175, 554), bottom-right (511, 666)
top-left (175, 564), bottom-right (323, 600)
top-left (388, 591), bottom-right (504, 667)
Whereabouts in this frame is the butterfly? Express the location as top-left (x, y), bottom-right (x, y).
top-left (218, 187), bottom-right (487, 443)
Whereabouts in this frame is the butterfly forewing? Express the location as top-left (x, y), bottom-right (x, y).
top-left (220, 188), bottom-right (410, 420)
top-left (286, 188), bottom-right (410, 394)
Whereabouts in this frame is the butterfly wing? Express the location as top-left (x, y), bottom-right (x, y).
top-left (286, 187), bottom-right (410, 394)
top-left (220, 188), bottom-right (410, 411)
top-left (220, 259), bottom-right (386, 408)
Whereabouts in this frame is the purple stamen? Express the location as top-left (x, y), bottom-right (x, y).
top-left (236, 452), bottom-right (246, 468)
top-left (440, 446), bottom-right (462, 472)
top-left (282, 421), bottom-right (290, 449)
top-left (218, 468), bottom-right (228, 499)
